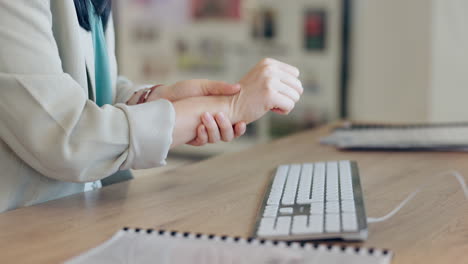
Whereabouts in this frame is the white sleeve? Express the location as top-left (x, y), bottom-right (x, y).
top-left (0, 1), bottom-right (175, 183)
top-left (115, 76), bottom-right (153, 104)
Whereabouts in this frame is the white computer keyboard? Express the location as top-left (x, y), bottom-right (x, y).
top-left (253, 160), bottom-right (368, 241)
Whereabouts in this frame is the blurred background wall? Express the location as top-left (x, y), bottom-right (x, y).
top-left (349, 0), bottom-right (431, 122)
top-left (113, 0), bottom-right (468, 159)
top-left (430, 0), bottom-right (468, 122)
top-left (350, 0), bottom-right (468, 123)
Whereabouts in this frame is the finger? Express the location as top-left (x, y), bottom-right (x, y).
top-left (214, 112), bottom-right (234, 142)
top-left (271, 108), bottom-right (284, 114)
top-left (267, 67), bottom-right (303, 95)
top-left (202, 80), bottom-right (241, 96)
top-left (188, 125), bottom-right (208, 146)
top-left (261, 58), bottom-right (300, 78)
top-left (202, 112), bottom-right (221, 143)
top-left (196, 124), bottom-right (209, 145)
top-left (234, 122), bottom-right (247, 138)
top-left (276, 81), bottom-right (301, 102)
top-left (270, 92), bottom-right (295, 115)
top-left (279, 73), bottom-right (303, 95)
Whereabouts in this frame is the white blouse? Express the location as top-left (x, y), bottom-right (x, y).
top-left (0, 1), bottom-right (175, 212)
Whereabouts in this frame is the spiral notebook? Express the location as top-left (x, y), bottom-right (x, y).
top-left (66, 228), bottom-right (393, 264)
top-left (321, 122), bottom-right (468, 151)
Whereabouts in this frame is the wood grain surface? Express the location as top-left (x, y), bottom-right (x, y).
top-left (1, 125), bottom-right (468, 263)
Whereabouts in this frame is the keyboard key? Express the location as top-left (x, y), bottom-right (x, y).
top-left (309, 215), bottom-right (324, 233)
top-left (341, 200), bottom-right (356, 213)
top-left (275, 216), bottom-right (292, 235)
top-left (339, 161), bottom-right (354, 199)
top-left (263, 205), bottom-right (278, 217)
top-left (258, 216), bottom-right (291, 236)
top-left (310, 202), bottom-right (324, 215)
top-left (311, 163), bottom-right (326, 202)
top-left (341, 190), bottom-right (354, 201)
top-left (291, 215), bottom-right (308, 234)
top-left (325, 201), bottom-right (340, 214)
top-left (282, 165), bottom-right (301, 205)
top-left (339, 161), bottom-right (352, 179)
top-left (326, 190), bottom-right (339, 201)
top-left (257, 218), bottom-right (276, 236)
top-left (311, 189), bottom-right (324, 202)
top-left (267, 165), bottom-right (288, 205)
top-left (292, 215), bottom-right (323, 234)
top-left (342, 213), bottom-right (358, 231)
top-left (325, 214), bottom-right (340, 233)
top-left (292, 216), bottom-right (324, 234)
top-left (326, 162), bottom-right (339, 201)
top-left (297, 164), bottom-right (313, 204)
top-left (279, 207), bottom-right (294, 214)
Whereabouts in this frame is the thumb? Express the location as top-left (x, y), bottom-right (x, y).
top-left (201, 80), bottom-right (241, 96)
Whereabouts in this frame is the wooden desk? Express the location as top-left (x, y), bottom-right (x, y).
top-left (1, 126), bottom-right (468, 263)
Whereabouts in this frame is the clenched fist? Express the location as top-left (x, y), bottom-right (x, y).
top-left (229, 58), bottom-right (303, 124)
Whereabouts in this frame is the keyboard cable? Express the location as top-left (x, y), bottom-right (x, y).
top-left (367, 171), bottom-right (468, 223)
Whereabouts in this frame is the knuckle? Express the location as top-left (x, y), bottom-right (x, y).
top-left (204, 123), bottom-right (213, 131)
top-left (261, 65), bottom-right (275, 77)
top-left (206, 120), bottom-right (216, 130)
top-left (261, 58), bottom-right (273, 66)
top-left (293, 67), bottom-right (300, 75)
top-left (294, 91), bottom-right (301, 101)
top-left (264, 86), bottom-right (275, 99)
top-left (298, 86), bottom-right (304, 95)
top-left (264, 76), bottom-right (276, 87)
top-left (195, 139), bottom-right (204, 146)
top-left (222, 135), bottom-right (232, 142)
top-left (220, 122), bottom-right (231, 131)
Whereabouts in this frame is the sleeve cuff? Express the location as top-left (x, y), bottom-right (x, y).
top-left (115, 76), bottom-right (152, 104)
top-left (115, 99), bottom-right (175, 170)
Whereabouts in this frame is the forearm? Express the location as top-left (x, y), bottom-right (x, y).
top-left (171, 96), bottom-right (233, 148)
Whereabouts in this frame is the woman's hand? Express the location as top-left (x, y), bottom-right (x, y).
top-left (228, 58), bottom-right (303, 124)
top-left (126, 80), bottom-right (240, 105)
top-left (188, 112), bottom-right (247, 146)
top-left (126, 79), bottom-right (247, 147)
top-left (150, 80), bottom-right (241, 103)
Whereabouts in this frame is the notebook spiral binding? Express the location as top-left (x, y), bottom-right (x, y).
top-left (122, 227), bottom-right (391, 257)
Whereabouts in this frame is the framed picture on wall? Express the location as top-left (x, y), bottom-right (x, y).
top-left (251, 8), bottom-right (277, 41)
top-left (191, 0), bottom-right (241, 20)
top-left (304, 9), bottom-right (327, 51)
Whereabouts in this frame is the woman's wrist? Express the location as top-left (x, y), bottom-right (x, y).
top-left (208, 96), bottom-right (236, 123)
top-left (147, 84), bottom-right (168, 101)
top-left (126, 90), bottom-right (144, 105)
top-left (227, 94), bottom-right (240, 123)
top-left (137, 85), bottom-right (163, 104)
top-left (126, 85), bottom-right (164, 105)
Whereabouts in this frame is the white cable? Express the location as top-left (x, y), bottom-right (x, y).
top-left (367, 171), bottom-right (468, 224)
